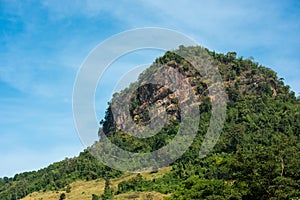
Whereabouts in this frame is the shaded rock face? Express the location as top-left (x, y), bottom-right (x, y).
top-left (130, 83), bottom-right (177, 125)
top-left (109, 62), bottom-right (206, 136)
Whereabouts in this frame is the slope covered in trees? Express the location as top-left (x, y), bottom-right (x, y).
top-left (1, 46), bottom-right (299, 200)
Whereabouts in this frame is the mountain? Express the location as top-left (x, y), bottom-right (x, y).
top-left (1, 46), bottom-right (299, 200)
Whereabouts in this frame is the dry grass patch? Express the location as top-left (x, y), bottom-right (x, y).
top-left (114, 191), bottom-right (170, 200)
top-left (21, 167), bottom-right (172, 200)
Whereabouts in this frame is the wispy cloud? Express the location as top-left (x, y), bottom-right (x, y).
top-left (0, 0), bottom-right (299, 177)
top-left (135, 0), bottom-right (300, 93)
top-left (42, 0), bottom-right (108, 19)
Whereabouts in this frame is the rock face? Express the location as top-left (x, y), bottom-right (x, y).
top-left (105, 59), bottom-right (207, 137)
top-left (100, 47), bottom-right (285, 138)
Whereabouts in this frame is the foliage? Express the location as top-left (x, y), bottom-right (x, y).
top-left (1, 46), bottom-right (299, 200)
top-left (107, 47), bottom-right (300, 200)
top-left (0, 150), bottom-right (122, 200)
top-left (59, 193), bottom-right (66, 200)
top-left (101, 178), bottom-right (114, 200)
top-left (92, 194), bottom-right (100, 200)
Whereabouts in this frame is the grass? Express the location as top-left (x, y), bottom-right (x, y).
top-left (21, 167), bottom-right (171, 200)
top-left (114, 191), bottom-right (171, 200)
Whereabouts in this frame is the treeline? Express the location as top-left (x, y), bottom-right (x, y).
top-left (0, 47), bottom-right (299, 200)
top-left (104, 47), bottom-right (300, 199)
top-left (111, 96), bottom-right (299, 199)
top-left (0, 150), bottom-right (122, 200)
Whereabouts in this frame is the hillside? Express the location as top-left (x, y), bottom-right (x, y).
top-left (21, 167), bottom-right (171, 200)
top-left (1, 46), bottom-right (299, 200)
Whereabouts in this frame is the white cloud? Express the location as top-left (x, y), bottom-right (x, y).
top-left (41, 0), bottom-right (109, 19)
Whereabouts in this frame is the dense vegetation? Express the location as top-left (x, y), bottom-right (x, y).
top-left (0, 150), bottom-right (121, 199)
top-left (0, 46), bottom-right (299, 199)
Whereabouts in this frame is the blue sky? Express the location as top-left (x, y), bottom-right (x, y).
top-left (0, 0), bottom-right (299, 177)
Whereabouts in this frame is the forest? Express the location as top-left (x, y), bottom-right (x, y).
top-left (0, 46), bottom-right (299, 200)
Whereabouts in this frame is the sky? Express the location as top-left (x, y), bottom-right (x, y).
top-left (0, 0), bottom-right (299, 177)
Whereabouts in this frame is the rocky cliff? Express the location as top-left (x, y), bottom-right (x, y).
top-left (100, 46), bottom-right (288, 139)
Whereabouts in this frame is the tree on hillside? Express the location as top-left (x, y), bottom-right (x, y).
top-left (92, 194), bottom-right (100, 200)
top-left (59, 193), bottom-right (66, 200)
top-left (101, 178), bottom-right (114, 200)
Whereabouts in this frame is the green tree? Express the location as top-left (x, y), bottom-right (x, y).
top-left (92, 194), bottom-right (100, 200)
top-left (59, 193), bottom-right (66, 200)
top-left (66, 185), bottom-right (71, 193)
top-left (101, 178), bottom-right (113, 200)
